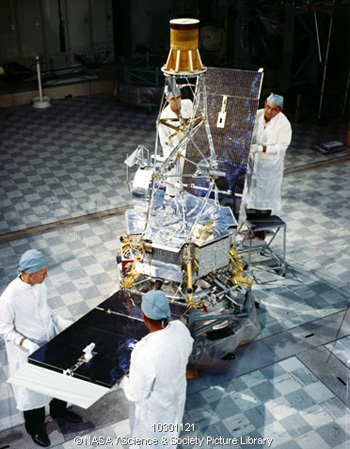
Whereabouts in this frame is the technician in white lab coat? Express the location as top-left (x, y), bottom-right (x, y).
top-left (120, 290), bottom-right (194, 448)
top-left (158, 85), bottom-right (193, 196)
top-left (245, 93), bottom-right (292, 239)
top-left (0, 249), bottom-right (81, 448)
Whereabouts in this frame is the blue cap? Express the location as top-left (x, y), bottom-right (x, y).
top-left (17, 249), bottom-right (47, 275)
top-left (141, 290), bottom-right (171, 320)
top-left (267, 93), bottom-right (283, 108)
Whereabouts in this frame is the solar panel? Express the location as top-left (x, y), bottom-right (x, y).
top-left (28, 291), bottom-right (187, 387)
top-left (185, 67), bottom-right (263, 202)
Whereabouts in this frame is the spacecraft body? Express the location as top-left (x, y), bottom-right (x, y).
top-left (8, 19), bottom-right (264, 408)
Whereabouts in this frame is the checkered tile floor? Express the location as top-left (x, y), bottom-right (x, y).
top-left (285, 120), bottom-right (348, 169)
top-left (0, 95), bottom-right (154, 234)
top-left (0, 93), bottom-right (350, 449)
top-left (183, 357), bottom-right (348, 449)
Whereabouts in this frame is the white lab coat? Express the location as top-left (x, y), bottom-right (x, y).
top-left (158, 99), bottom-right (193, 195)
top-left (121, 320), bottom-right (193, 448)
top-left (0, 277), bottom-right (71, 411)
top-left (245, 109), bottom-right (292, 211)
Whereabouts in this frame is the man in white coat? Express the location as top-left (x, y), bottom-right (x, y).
top-left (158, 85), bottom-right (193, 196)
top-left (0, 249), bottom-right (81, 447)
top-left (120, 290), bottom-right (193, 448)
top-left (245, 93), bottom-right (292, 239)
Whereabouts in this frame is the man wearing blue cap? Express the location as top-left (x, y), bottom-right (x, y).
top-left (245, 93), bottom-right (292, 239)
top-left (158, 82), bottom-right (193, 196)
top-left (120, 290), bottom-right (193, 448)
top-left (0, 249), bottom-right (81, 447)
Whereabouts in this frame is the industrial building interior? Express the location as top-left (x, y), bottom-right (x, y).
top-left (0, 0), bottom-right (350, 448)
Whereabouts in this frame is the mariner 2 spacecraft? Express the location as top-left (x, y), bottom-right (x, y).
top-left (9, 18), bottom-right (264, 408)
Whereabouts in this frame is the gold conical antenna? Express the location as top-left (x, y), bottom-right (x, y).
top-left (162, 18), bottom-right (206, 75)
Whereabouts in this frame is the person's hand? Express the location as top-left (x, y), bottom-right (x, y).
top-left (250, 144), bottom-right (262, 154)
top-left (22, 339), bottom-right (40, 355)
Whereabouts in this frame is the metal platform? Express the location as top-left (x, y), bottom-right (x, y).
top-left (236, 215), bottom-right (287, 276)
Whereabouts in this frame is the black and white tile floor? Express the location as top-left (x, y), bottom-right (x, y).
top-left (0, 94), bottom-right (349, 448)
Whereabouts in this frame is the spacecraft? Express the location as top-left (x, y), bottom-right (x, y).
top-left (120, 18), bottom-right (263, 364)
top-left (9, 19), bottom-right (263, 409)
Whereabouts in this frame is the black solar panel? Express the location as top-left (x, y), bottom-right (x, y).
top-left (29, 291), bottom-right (188, 387)
top-left (29, 306), bottom-right (148, 387)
